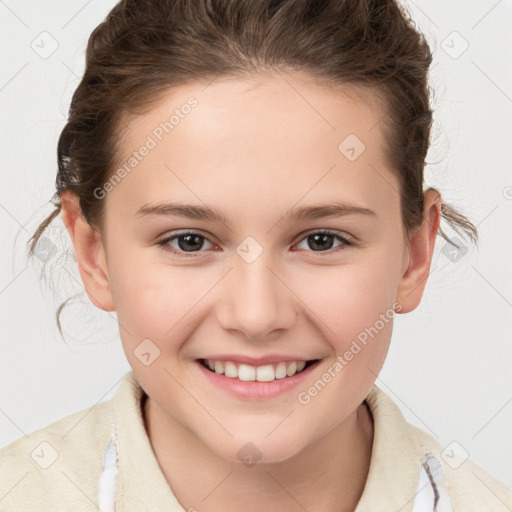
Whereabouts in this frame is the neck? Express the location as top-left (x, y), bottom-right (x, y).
top-left (143, 395), bottom-right (374, 512)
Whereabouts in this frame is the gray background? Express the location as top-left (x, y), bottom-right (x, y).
top-left (1, 0), bottom-right (511, 492)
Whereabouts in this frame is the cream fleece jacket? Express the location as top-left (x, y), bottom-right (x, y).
top-left (0, 371), bottom-right (510, 511)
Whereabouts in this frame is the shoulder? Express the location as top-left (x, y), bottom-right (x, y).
top-left (363, 385), bottom-right (512, 511)
top-left (0, 397), bottom-right (114, 511)
top-left (409, 421), bottom-right (512, 511)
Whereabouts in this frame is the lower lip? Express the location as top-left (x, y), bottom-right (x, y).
top-left (195, 359), bottom-right (321, 400)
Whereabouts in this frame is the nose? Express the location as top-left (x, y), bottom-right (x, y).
top-left (216, 252), bottom-right (297, 340)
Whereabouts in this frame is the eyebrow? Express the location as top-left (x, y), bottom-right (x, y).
top-left (135, 201), bottom-right (377, 223)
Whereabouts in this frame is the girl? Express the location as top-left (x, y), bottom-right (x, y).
top-left (1, 0), bottom-right (510, 510)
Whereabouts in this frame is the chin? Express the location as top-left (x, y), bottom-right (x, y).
top-left (207, 433), bottom-right (308, 466)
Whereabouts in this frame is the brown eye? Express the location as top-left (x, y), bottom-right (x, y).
top-left (295, 230), bottom-right (353, 253)
top-left (157, 229), bottom-right (353, 258)
top-left (157, 231), bottom-right (215, 256)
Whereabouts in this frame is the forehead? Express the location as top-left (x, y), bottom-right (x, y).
top-left (107, 72), bottom-right (399, 222)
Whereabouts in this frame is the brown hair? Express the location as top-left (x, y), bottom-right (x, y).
top-left (28, 0), bottom-right (478, 334)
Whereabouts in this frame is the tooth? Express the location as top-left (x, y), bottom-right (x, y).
top-left (256, 364), bottom-right (275, 382)
top-left (275, 362), bottom-right (287, 379)
top-left (238, 364), bottom-right (256, 381)
top-left (206, 359), bottom-right (309, 380)
top-left (286, 362), bottom-right (298, 376)
top-left (224, 361), bottom-right (238, 378)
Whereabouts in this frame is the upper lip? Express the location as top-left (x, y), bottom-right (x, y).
top-left (198, 354), bottom-right (320, 366)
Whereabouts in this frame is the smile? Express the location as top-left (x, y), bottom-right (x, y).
top-left (199, 358), bottom-right (316, 382)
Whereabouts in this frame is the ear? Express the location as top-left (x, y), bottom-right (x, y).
top-left (396, 188), bottom-right (442, 314)
top-left (60, 191), bottom-right (115, 312)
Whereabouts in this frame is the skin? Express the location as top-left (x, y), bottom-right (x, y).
top-left (60, 71), bottom-right (441, 512)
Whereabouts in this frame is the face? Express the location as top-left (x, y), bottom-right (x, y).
top-left (96, 72), bottom-right (411, 463)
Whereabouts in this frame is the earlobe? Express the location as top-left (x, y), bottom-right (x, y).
top-left (60, 191), bottom-right (116, 312)
top-left (395, 189), bottom-right (442, 314)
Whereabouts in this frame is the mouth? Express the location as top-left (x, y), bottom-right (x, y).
top-left (197, 358), bottom-right (320, 382)
top-left (195, 357), bottom-right (322, 400)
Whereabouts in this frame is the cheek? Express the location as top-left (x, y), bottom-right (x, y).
top-left (294, 255), bottom-right (398, 380)
top-left (110, 255), bottom-right (213, 345)
top-left (292, 267), bottom-right (396, 427)
top-left (301, 260), bottom-right (397, 334)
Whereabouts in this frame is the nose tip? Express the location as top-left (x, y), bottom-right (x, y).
top-left (216, 259), bottom-right (297, 340)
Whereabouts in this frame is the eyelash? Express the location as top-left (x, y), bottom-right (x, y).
top-left (156, 229), bottom-right (354, 258)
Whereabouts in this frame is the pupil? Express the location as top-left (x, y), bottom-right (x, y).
top-left (178, 234), bottom-right (203, 251)
top-left (309, 233), bottom-right (333, 251)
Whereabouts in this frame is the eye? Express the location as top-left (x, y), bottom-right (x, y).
top-left (157, 229), bottom-right (353, 258)
top-left (294, 229), bottom-right (353, 253)
top-left (157, 231), bottom-right (216, 257)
